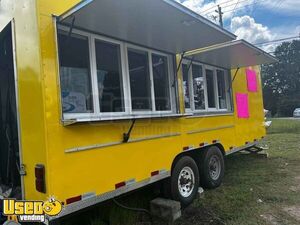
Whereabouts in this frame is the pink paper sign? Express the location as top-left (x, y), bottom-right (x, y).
top-left (236, 93), bottom-right (249, 118)
top-left (246, 69), bottom-right (258, 92)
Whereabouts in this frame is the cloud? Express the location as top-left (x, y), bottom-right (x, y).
top-left (176, 1), bottom-right (299, 52)
top-left (177, 0), bottom-right (300, 22)
top-left (177, 0), bottom-right (256, 22)
top-left (231, 15), bottom-right (273, 43)
top-left (261, 0), bottom-right (300, 16)
top-left (230, 15), bottom-right (275, 52)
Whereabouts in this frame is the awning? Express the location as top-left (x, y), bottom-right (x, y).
top-left (57, 0), bottom-right (236, 54)
top-left (184, 40), bottom-right (278, 69)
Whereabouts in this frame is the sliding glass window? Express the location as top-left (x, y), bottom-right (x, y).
top-left (182, 64), bottom-right (191, 109)
top-left (181, 59), bottom-right (232, 114)
top-left (95, 40), bottom-right (125, 113)
top-left (58, 31), bottom-right (94, 114)
top-left (57, 27), bottom-right (175, 121)
top-left (192, 65), bottom-right (205, 110)
top-left (205, 69), bottom-right (217, 109)
top-left (128, 49), bottom-right (152, 111)
top-left (217, 70), bottom-right (228, 110)
top-left (152, 54), bottom-right (171, 111)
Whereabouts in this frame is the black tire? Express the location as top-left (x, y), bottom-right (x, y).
top-left (199, 146), bottom-right (225, 189)
top-left (170, 156), bottom-right (199, 206)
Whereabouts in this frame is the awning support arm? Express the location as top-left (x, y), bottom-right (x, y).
top-left (228, 67), bottom-right (240, 92)
top-left (187, 56), bottom-right (195, 73)
top-left (123, 119), bottom-right (136, 143)
top-left (68, 16), bottom-right (76, 38)
top-left (176, 52), bottom-right (186, 74)
top-left (232, 67), bottom-right (240, 83)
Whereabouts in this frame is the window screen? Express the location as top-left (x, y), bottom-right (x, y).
top-left (95, 40), bottom-right (125, 113)
top-left (128, 49), bottom-right (152, 111)
top-left (192, 65), bottom-right (205, 110)
top-left (152, 54), bottom-right (171, 111)
top-left (58, 32), bottom-right (93, 114)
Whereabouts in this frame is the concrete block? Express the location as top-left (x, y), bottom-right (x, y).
top-left (150, 198), bottom-right (181, 224)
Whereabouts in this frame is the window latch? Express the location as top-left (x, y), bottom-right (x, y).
top-left (123, 119), bottom-right (137, 143)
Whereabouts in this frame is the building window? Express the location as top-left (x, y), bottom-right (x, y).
top-left (95, 39), bottom-right (125, 113)
top-left (182, 60), bottom-right (231, 113)
top-left (57, 27), bottom-right (175, 121)
top-left (58, 32), bottom-right (94, 114)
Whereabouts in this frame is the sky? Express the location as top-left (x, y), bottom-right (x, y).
top-left (176, 0), bottom-right (300, 52)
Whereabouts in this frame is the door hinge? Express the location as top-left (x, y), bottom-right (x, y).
top-left (20, 164), bottom-right (26, 176)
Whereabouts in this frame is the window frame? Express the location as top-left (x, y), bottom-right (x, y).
top-left (125, 43), bottom-right (174, 115)
top-left (57, 25), bottom-right (176, 121)
top-left (92, 34), bottom-right (129, 117)
top-left (57, 28), bottom-right (96, 120)
top-left (181, 59), bottom-right (232, 114)
top-left (216, 69), bottom-right (231, 112)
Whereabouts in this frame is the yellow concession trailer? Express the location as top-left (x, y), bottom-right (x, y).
top-left (0, 0), bottom-right (276, 223)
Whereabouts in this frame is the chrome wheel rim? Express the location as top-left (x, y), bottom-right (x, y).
top-left (178, 166), bottom-right (195, 198)
top-left (209, 155), bottom-right (221, 180)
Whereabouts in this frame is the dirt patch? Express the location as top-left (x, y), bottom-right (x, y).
top-left (283, 206), bottom-right (300, 221)
top-left (289, 176), bottom-right (300, 192)
top-left (174, 206), bottom-right (224, 225)
top-left (260, 214), bottom-right (281, 225)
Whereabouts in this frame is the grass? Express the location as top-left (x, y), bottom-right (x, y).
top-left (63, 119), bottom-right (300, 225)
top-left (268, 118), bottom-right (300, 134)
top-left (189, 119), bottom-right (300, 225)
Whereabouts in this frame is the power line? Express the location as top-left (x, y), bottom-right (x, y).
top-left (201, 0), bottom-right (234, 14)
top-left (222, 2), bottom-right (257, 14)
top-left (254, 35), bottom-right (300, 46)
top-left (205, 1), bottom-right (261, 16)
top-left (203, 0), bottom-right (252, 15)
top-left (231, 0), bottom-right (241, 18)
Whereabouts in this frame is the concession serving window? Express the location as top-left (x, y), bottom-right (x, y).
top-left (55, 0), bottom-right (236, 123)
top-left (55, 0), bottom-right (276, 123)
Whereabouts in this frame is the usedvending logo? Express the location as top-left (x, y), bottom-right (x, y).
top-left (2, 197), bottom-right (62, 223)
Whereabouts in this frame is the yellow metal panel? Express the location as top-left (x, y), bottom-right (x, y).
top-left (38, 0), bottom-right (81, 16)
top-left (232, 67), bottom-right (266, 148)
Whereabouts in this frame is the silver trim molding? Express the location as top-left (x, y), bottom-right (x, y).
top-left (187, 125), bottom-right (234, 135)
top-left (226, 141), bottom-right (259, 156)
top-left (65, 133), bottom-right (181, 153)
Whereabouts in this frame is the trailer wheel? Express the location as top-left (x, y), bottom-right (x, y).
top-left (170, 156), bottom-right (199, 206)
top-left (199, 146), bottom-right (225, 189)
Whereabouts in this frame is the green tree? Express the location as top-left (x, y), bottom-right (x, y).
top-left (262, 40), bottom-right (300, 117)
